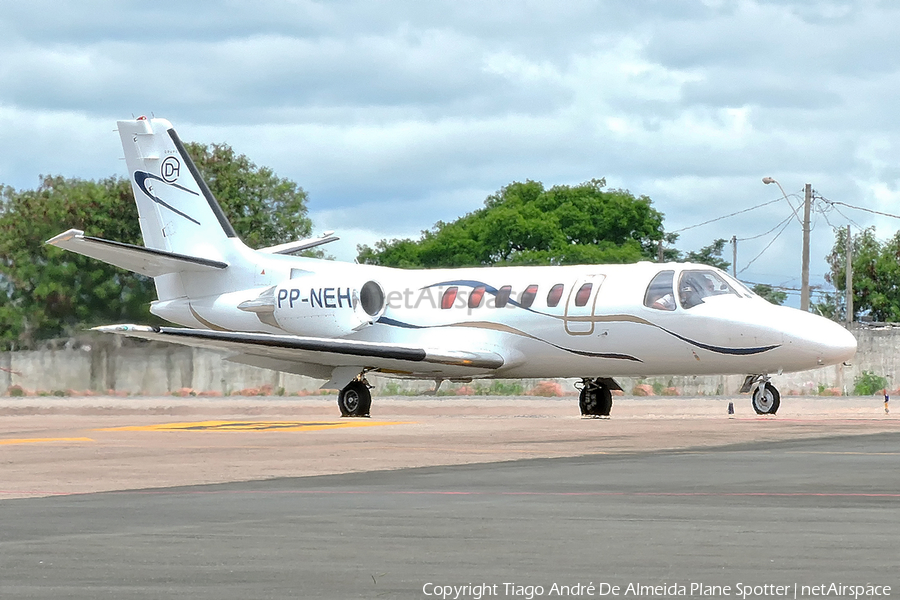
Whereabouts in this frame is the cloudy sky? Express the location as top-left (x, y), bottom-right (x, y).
top-left (2, 0), bottom-right (899, 306)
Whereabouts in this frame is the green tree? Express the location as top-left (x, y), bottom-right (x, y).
top-left (184, 142), bottom-right (312, 249)
top-left (811, 291), bottom-right (843, 320)
top-left (0, 176), bottom-right (152, 348)
top-left (358, 179), bottom-right (666, 267)
top-left (661, 236), bottom-right (731, 271)
top-left (0, 142), bottom-right (313, 349)
top-left (751, 283), bottom-right (787, 306)
top-left (682, 238), bottom-right (730, 271)
top-left (825, 227), bottom-right (900, 322)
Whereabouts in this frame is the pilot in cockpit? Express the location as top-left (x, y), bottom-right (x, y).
top-left (652, 291), bottom-right (676, 310)
top-left (679, 279), bottom-right (705, 309)
top-left (679, 271), bottom-right (732, 309)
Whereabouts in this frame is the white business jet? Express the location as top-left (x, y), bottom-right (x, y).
top-left (48, 117), bottom-right (857, 417)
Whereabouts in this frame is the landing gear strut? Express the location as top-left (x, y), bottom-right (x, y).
top-left (740, 375), bottom-right (781, 415)
top-left (338, 377), bottom-right (372, 417)
top-left (577, 377), bottom-right (617, 418)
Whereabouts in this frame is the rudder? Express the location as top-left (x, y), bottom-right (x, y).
top-left (117, 117), bottom-right (237, 259)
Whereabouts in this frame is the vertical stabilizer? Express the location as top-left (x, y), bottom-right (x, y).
top-left (117, 117), bottom-right (237, 258)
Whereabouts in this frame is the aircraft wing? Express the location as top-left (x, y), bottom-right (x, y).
top-left (93, 325), bottom-right (505, 377)
top-left (47, 229), bottom-right (228, 277)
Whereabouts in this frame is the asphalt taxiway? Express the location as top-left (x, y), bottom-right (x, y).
top-left (1, 396), bottom-right (898, 598)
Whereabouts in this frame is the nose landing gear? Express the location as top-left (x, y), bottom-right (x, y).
top-left (740, 375), bottom-right (781, 415)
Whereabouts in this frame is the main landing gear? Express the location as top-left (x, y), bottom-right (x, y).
top-left (577, 377), bottom-right (621, 418)
top-left (740, 375), bottom-right (781, 415)
top-left (337, 376), bottom-right (372, 417)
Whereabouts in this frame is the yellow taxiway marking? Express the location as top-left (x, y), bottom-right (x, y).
top-left (98, 420), bottom-right (412, 433)
top-left (0, 437), bottom-right (94, 445)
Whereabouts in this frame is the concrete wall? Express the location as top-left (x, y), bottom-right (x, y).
top-left (1, 323), bottom-right (895, 396)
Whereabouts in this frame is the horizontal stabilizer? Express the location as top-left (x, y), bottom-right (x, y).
top-left (258, 232), bottom-right (339, 255)
top-left (93, 324), bottom-right (505, 370)
top-left (47, 229), bottom-right (228, 277)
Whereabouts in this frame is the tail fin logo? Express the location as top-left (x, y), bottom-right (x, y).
top-left (134, 171), bottom-right (201, 226)
top-left (161, 157), bottom-right (181, 183)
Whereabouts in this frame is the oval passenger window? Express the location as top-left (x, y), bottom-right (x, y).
top-left (520, 285), bottom-right (538, 309)
top-left (441, 287), bottom-right (458, 310)
top-left (547, 284), bottom-right (564, 307)
top-left (574, 283), bottom-right (592, 307)
top-left (468, 286), bottom-right (486, 309)
top-left (495, 285), bottom-right (512, 308)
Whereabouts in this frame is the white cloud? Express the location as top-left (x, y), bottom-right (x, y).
top-left (1, 0), bottom-right (900, 306)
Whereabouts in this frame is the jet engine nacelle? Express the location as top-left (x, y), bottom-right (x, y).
top-left (263, 278), bottom-right (386, 337)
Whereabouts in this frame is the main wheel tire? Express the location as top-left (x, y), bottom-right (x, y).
top-left (579, 384), bottom-right (613, 416)
top-left (751, 382), bottom-right (781, 415)
top-left (338, 381), bottom-right (372, 417)
top-left (598, 386), bottom-right (613, 416)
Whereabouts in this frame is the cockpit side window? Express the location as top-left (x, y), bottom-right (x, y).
top-left (644, 271), bottom-right (676, 311)
top-left (722, 274), bottom-right (754, 298)
top-left (678, 270), bottom-right (740, 309)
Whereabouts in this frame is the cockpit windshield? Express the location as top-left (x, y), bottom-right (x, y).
top-left (678, 270), bottom-right (741, 309)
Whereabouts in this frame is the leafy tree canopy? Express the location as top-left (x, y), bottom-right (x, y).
top-left (359, 179), bottom-right (734, 274)
top-left (184, 142), bottom-right (312, 249)
top-left (660, 236), bottom-right (731, 271)
top-left (0, 142), bottom-right (312, 349)
top-left (358, 179), bottom-right (666, 268)
top-left (751, 283), bottom-right (787, 306)
top-left (825, 226), bottom-right (900, 322)
top-left (811, 291), bottom-right (843, 320)
top-left (680, 238), bottom-right (730, 271)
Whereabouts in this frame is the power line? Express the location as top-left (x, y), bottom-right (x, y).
top-left (831, 205), bottom-right (865, 231)
top-left (671, 198), bottom-right (782, 233)
top-left (742, 280), bottom-right (834, 293)
top-left (821, 198), bottom-right (900, 220)
top-left (740, 280), bottom-right (836, 299)
top-left (738, 215), bottom-right (794, 274)
top-left (815, 201), bottom-right (842, 230)
top-left (779, 190), bottom-right (806, 226)
top-left (736, 213), bottom-right (794, 241)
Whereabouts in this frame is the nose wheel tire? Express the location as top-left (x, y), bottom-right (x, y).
top-left (751, 382), bottom-right (780, 415)
top-left (338, 380), bottom-right (372, 417)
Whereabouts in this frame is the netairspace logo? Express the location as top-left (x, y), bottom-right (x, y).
top-left (421, 581), bottom-right (892, 599)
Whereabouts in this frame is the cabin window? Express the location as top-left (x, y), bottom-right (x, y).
top-left (441, 287), bottom-right (458, 310)
top-left (495, 285), bottom-right (512, 308)
top-left (678, 270), bottom-right (741, 309)
top-left (644, 271), bottom-right (676, 311)
top-left (574, 283), bottom-right (593, 307)
top-left (520, 285), bottom-right (538, 309)
top-left (547, 284), bottom-right (564, 307)
top-left (468, 286), bottom-right (486, 309)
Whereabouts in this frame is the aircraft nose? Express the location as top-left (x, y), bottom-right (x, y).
top-left (783, 311), bottom-right (857, 366)
top-left (817, 319), bottom-right (857, 365)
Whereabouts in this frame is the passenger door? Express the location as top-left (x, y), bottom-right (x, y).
top-left (564, 275), bottom-right (605, 335)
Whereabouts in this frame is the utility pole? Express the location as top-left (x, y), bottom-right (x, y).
top-left (800, 183), bottom-right (812, 312)
top-left (658, 238), bottom-right (664, 263)
top-left (845, 225), bottom-right (853, 324)
top-left (731, 236), bottom-right (737, 278)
